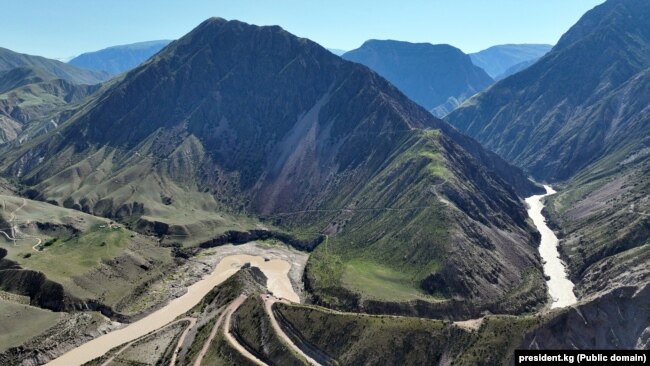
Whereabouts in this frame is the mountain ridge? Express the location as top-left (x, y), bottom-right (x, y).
top-left (68, 40), bottom-right (172, 75)
top-left (0, 47), bottom-right (109, 85)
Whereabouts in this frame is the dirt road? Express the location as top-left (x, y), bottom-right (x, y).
top-left (100, 317), bottom-right (196, 366)
top-left (262, 295), bottom-right (321, 366)
top-left (223, 295), bottom-right (267, 366)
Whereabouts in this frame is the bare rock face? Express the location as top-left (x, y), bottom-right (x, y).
top-left (520, 283), bottom-right (650, 350)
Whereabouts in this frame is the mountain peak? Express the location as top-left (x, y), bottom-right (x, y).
top-left (555, 0), bottom-right (650, 50)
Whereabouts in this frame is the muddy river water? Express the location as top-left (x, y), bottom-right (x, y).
top-left (45, 254), bottom-right (298, 366)
top-left (525, 185), bottom-right (577, 308)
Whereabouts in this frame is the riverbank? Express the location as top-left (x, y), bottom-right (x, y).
top-left (44, 242), bottom-right (307, 366)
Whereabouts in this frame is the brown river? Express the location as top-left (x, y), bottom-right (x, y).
top-left (525, 185), bottom-right (577, 308)
top-left (45, 254), bottom-right (298, 366)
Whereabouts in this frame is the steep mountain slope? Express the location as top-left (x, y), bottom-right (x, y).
top-left (520, 283), bottom-right (650, 350)
top-left (448, 0), bottom-right (650, 302)
top-left (343, 40), bottom-right (494, 117)
top-left (0, 47), bottom-right (109, 84)
top-left (68, 40), bottom-right (172, 75)
top-left (545, 140), bottom-right (649, 299)
top-left (0, 18), bottom-right (543, 316)
top-left (469, 44), bottom-right (552, 79)
top-left (448, 0), bottom-right (650, 182)
top-left (0, 66), bottom-right (101, 144)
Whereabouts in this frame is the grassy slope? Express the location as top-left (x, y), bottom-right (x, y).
top-left (0, 194), bottom-right (173, 312)
top-left (3, 135), bottom-right (263, 247)
top-left (305, 130), bottom-right (543, 314)
top-left (275, 302), bottom-right (542, 366)
top-left (303, 132), bottom-right (451, 303)
top-left (231, 296), bottom-right (307, 365)
top-left (0, 300), bottom-right (61, 352)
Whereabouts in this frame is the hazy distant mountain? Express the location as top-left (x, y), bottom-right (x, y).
top-left (0, 47), bottom-right (109, 84)
top-left (448, 0), bottom-right (650, 302)
top-left (68, 40), bottom-right (172, 75)
top-left (343, 40), bottom-right (494, 117)
top-left (1, 18), bottom-right (544, 317)
top-left (327, 48), bottom-right (346, 56)
top-left (469, 44), bottom-right (552, 78)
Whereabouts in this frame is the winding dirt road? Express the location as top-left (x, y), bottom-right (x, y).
top-left (223, 295), bottom-right (267, 366)
top-left (170, 317), bottom-right (198, 366)
top-left (262, 295), bottom-right (321, 366)
top-left (1, 197), bottom-right (42, 249)
top-left (193, 304), bottom-right (230, 366)
top-left (100, 317), bottom-right (196, 366)
top-left (0, 198), bottom-right (25, 245)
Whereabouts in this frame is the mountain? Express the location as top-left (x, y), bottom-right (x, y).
top-left (448, 0), bottom-right (650, 182)
top-left (0, 18), bottom-right (544, 318)
top-left (0, 66), bottom-right (100, 144)
top-left (68, 40), bottom-right (172, 75)
top-left (0, 47), bottom-right (109, 85)
top-left (448, 0), bottom-right (650, 301)
top-left (342, 40), bottom-right (494, 117)
top-left (469, 44), bottom-right (552, 79)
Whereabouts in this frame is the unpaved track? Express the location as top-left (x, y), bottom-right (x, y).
top-left (193, 304), bottom-right (230, 366)
top-left (31, 237), bottom-right (42, 251)
top-left (170, 317), bottom-right (197, 366)
top-left (223, 295), bottom-right (267, 366)
top-left (100, 317), bottom-right (196, 366)
top-left (262, 295), bottom-right (321, 366)
top-left (1, 198), bottom-right (42, 248)
top-left (1, 198), bottom-right (26, 245)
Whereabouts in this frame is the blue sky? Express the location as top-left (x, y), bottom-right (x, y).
top-left (3, 0), bottom-right (605, 59)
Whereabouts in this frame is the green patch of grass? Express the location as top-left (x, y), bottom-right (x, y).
top-left (16, 225), bottom-right (129, 289)
top-left (0, 300), bottom-right (61, 352)
top-left (454, 315), bottom-right (542, 365)
top-left (341, 259), bottom-right (439, 302)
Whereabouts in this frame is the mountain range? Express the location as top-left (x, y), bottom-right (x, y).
top-left (0, 66), bottom-right (101, 144)
top-left (0, 18), bottom-right (544, 318)
top-left (0, 0), bottom-right (648, 363)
